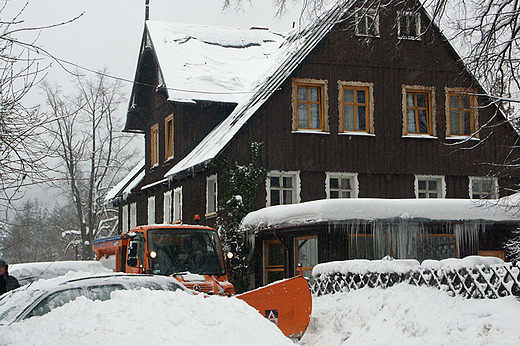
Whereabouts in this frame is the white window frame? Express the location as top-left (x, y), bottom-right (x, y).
top-left (266, 171), bottom-right (301, 207)
top-left (397, 11), bottom-right (421, 40)
top-left (121, 204), bottom-right (129, 233)
top-left (355, 8), bottom-right (380, 37)
top-left (147, 196), bottom-right (156, 224)
top-left (415, 175), bottom-right (446, 198)
top-left (163, 190), bottom-right (172, 224)
top-left (325, 172), bottom-right (359, 198)
top-left (173, 187), bottom-right (183, 223)
top-left (130, 202), bottom-right (137, 228)
top-left (206, 174), bottom-right (218, 216)
top-left (469, 176), bottom-right (498, 199)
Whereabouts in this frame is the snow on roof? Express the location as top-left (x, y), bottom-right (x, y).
top-left (146, 21), bottom-right (285, 104)
top-left (241, 198), bottom-right (520, 230)
top-left (9, 261), bottom-right (112, 286)
top-left (164, 1), bottom-right (355, 178)
top-left (104, 159), bottom-right (145, 204)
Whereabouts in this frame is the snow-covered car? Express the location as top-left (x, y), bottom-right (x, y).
top-left (0, 273), bottom-right (189, 325)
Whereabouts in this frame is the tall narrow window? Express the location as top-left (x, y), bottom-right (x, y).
top-left (121, 205), bottom-right (129, 233)
top-left (173, 187), bottom-right (183, 222)
top-left (165, 114), bottom-right (174, 160)
top-left (469, 177), bottom-right (498, 199)
top-left (206, 174), bottom-right (217, 215)
top-left (295, 236), bottom-right (318, 279)
top-left (415, 175), bottom-right (445, 198)
top-left (446, 89), bottom-right (477, 137)
top-left (130, 203), bottom-right (137, 228)
top-left (398, 11), bottom-right (420, 39)
top-left (148, 196), bottom-right (155, 224)
top-left (326, 173), bottom-right (359, 198)
top-left (264, 240), bottom-right (284, 285)
top-left (291, 78), bottom-right (329, 132)
top-left (267, 171), bottom-right (300, 206)
top-left (402, 86), bottom-right (436, 136)
top-left (339, 81), bottom-right (374, 134)
top-left (150, 124), bottom-right (159, 167)
top-left (163, 191), bottom-right (172, 224)
top-left (356, 8), bottom-right (379, 37)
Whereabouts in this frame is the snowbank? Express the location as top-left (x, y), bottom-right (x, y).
top-left (312, 256), bottom-right (505, 277)
top-left (299, 283), bottom-right (520, 346)
top-left (0, 289), bottom-right (293, 346)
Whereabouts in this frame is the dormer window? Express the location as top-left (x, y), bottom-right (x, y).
top-left (355, 8), bottom-right (379, 37)
top-left (150, 123), bottom-right (159, 167)
top-left (398, 11), bottom-right (420, 39)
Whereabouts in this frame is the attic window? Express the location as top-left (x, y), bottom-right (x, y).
top-left (397, 11), bottom-right (421, 39)
top-left (291, 78), bottom-right (329, 133)
top-left (355, 8), bottom-right (379, 37)
top-left (165, 114), bottom-right (174, 160)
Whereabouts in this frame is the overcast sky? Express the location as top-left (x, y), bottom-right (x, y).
top-left (10, 0), bottom-right (302, 104)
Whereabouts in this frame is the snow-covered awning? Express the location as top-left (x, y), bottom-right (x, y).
top-left (241, 198), bottom-right (520, 230)
top-left (104, 159), bottom-right (145, 205)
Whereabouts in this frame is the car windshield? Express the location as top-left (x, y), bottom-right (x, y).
top-left (0, 289), bottom-right (44, 326)
top-left (147, 229), bottom-right (226, 276)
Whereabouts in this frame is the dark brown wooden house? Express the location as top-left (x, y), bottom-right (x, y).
top-left (107, 0), bottom-right (520, 287)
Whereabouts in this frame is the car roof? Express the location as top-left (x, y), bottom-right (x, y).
top-left (0, 273), bottom-right (189, 326)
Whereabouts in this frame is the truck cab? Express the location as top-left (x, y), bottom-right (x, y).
top-left (93, 224), bottom-right (234, 295)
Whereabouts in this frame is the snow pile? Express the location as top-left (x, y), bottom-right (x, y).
top-left (300, 283), bottom-right (520, 346)
top-left (0, 289), bottom-right (293, 346)
top-left (313, 258), bottom-right (420, 276)
top-left (242, 198), bottom-right (520, 230)
top-left (10, 261), bottom-right (112, 286)
top-left (313, 255), bottom-right (504, 277)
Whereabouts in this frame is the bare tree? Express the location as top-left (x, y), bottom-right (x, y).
top-left (43, 71), bottom-right (137, 259)
top-left (0, 2), bottom-right (82, 211)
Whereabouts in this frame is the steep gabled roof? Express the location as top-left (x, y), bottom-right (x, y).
top-left (164, 0), bottom-right (356, 178)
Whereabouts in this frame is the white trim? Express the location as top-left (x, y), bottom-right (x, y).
top-left (397, 11), bottom-right (421, 40)
top-left (122, 204), bottom-right (129, 233)
top-left (469, 176), bottom-right (499, 199)
top-left (130, 202), bottom-right (137, 228)
top-left (355, 8), bottom-right (380, 38)
top-left (266, 170), bottom-right (301, 207)
top-left (173, 186), bottom-right (183, 223)
top-left (325, 172), bottom-right (359, 198)
top-left (148, 196), bottom-right (156, 225)
top-left (414, 175), bottom-right (446, 198)
top-left (163, 190), bottom-right (172, 224)
top-left (206, 174), bottom-right (218, 215)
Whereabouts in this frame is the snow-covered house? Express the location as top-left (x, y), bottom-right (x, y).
top-left (108, 0), bottom-right (520, 286)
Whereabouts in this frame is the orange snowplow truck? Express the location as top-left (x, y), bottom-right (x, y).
top-left (92, 224), bottom-right (311, 338)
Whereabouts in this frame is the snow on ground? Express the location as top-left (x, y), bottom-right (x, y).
top-left (0, 289), bottom-right (293, 346)
top-left (299, 283), bottom-right (520, 346)
top-left (2, 272), bottom-right (520, 345)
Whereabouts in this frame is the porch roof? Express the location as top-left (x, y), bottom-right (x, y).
top-left (241, 197), bottom-right (520, 230)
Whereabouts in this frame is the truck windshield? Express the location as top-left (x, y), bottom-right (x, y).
top-left (147, 229), bottom-right (226, 276)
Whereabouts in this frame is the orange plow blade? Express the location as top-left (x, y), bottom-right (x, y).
top-left (236, 276), bottom-right (312, 338)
